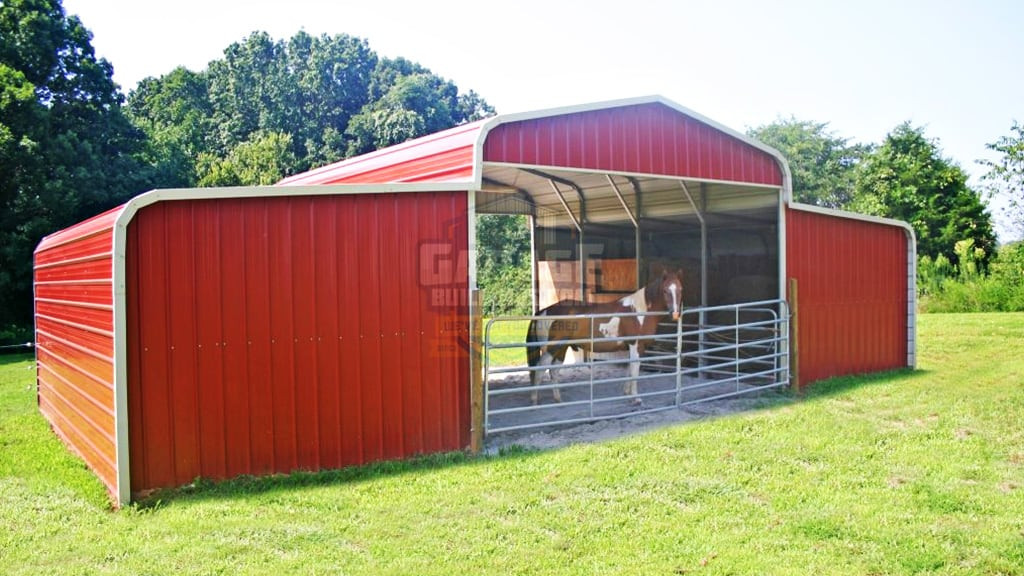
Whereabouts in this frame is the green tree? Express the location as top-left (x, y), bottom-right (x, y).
top-left (748, 117), bottom-right (869, 208)
top-left (851, 123), bottom-right (996, 267)
top-left (346, 60), bottom-right (494, 157)
top-left (128, 31), bottom-right (491, 186)
top-left (979, 121), bottom-right (1024, 239)
top-left (0, 0), bottom-right (150, 331)
top-left (476, 214), bottom-right (532, 316)
top-left (196, 131), bottom-right (296, 187)
top-left (126, 67), bottom-right (211, 187)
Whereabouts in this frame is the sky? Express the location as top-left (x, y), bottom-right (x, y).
top-left (63, 0), bottom-right (1023, 237)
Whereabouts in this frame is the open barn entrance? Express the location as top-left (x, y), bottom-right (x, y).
top-left (475, 164), bottom-right (790, 435)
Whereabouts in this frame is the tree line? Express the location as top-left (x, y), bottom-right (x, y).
top-left (749, 118), bottom-right (1024, 313)
top-left (0, 0), bottom-right (493, 342)
top-left (3, 0), bottom-right (1023, 342)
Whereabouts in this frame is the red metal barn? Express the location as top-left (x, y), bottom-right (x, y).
top-left (34, 96), bottom-right (915, 504)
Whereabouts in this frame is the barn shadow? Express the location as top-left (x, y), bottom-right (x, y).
top-left (132, 368), bottom-right (926, 508)
top-left (796, 367), bottom-right (927, 401)
top-left (131, 447), bottom-right (544, 509)
top-left (484, 368), bottom-right (927, 456)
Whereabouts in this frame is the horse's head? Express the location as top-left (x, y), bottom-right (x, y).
top-left (660, 269), bottom-right (683, 321)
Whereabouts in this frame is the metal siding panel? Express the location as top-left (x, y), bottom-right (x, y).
top-left (378, 194), bottom-right (406, 459)
top-left (436, 208), bottom-right (456, 449)
top-left (165, 202), bottom-right (200, 486)
top-left (35, 317), bottom-right (112, 360)
top-left (133, 203), bottom-right (175, 489)
top-left (313, 202), bottom-right (342, 470)
top-left (417, 195), bottom-right (444, 453)
top-left (35, 257), bottom-right (113, 283)
top-left (290, 198), bottom-right (320, 470)
top-left (356, 195), bottom-right (385, 462)
top-left (337, 196), bottom-right (365, 466)
top-left (35, 229), bottom-right (113, 266)
top-left (35, 282), bottom-right (112, 308)
top-left (243, 199), bottom-right (275, 475)
top-left (36, 354), bottom-right (114, 438)
top-left (267, 198), bottom-right (298, 472)
top-left (397, 201), bottom-right (424, 456)
top-left (219, 202), bottom-right (254, 478)
top-left (193, 202), bottom-right (227, 480)
top-left (37, 385), bottom-right (116, 484)
top-left (35, 342), bottom-right (113, 406)
top-left (787, 208), bottom-right (908, 384)
top-left (36, 300), bottom-right (112, 333)
top-left (634, 107), bottom-right (651, 174)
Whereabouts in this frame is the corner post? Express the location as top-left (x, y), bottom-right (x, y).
top-left (469, 289), bottom-right (485, 453)
top-left (788, 278), bottom-right (800, 393)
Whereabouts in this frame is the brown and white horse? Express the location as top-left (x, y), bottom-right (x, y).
top-left (526, 270), bottom-right (683, 404)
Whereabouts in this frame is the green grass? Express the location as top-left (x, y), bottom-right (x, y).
top-left (482, 317), bottom-right (529, 366)
top-left (3, 314), bottom-right (1024, 574)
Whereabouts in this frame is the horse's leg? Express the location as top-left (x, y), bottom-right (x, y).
top-left (550, 345), bottom-right (568, 403)
top-left (531, 347), bottom-right (555, 405)
top-left (625, 342), bottom-right (641, 404)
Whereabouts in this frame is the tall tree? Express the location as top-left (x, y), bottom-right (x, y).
top-left (748, 117), bottom-right (869, 208)
top-left (0, 0), bottom-right (150, 331)
top-left (126, 67), bottom-right (211, 188)
top-left (476, 214), bottom-right (532, 316)
top-left (851, 123), bottom-right (996, 266)
top-left (128, 31), bottom-right (491, 186)
top-left (196, 131), bottom-right (296, 187)
top-left (979, 121), bottom-right (1024, 240)
top-left (345, 58), bottom-right (494, 157)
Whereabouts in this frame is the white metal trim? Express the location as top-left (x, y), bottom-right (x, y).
top-left (111, 201), bottom-right (131, 505)
top-left (467, 190), bottom-right (478, 291)
top-left (787, 202), bottom-right (916, 233)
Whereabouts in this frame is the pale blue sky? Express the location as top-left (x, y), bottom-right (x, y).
top-left (64, 0), bottom-right (1023, 237)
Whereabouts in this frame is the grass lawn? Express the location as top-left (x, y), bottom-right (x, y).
top-left (2, 313), bottom-right (1023, 574)
top-left (482, 317), bottom-right (530, 367)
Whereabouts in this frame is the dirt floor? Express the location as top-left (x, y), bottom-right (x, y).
top-left (484, 359), bottom-right (788, 453)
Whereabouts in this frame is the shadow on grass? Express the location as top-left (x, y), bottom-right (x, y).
top-left (134, 445), bottom-right (539, 510)
top-left (797, 368), bottom-right (929, 401)
top-left (135, 369), bottom-right (927, 508)
top-left (0, 351), bottom-right (34, 367)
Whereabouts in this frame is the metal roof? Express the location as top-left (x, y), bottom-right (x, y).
top-left (278, 95), bottom-right (790, 191)
top-left (277, 95), bottom-right (792, 230)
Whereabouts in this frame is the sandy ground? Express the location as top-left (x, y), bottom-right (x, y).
top-left (484, 357), bottom-right (788, 453)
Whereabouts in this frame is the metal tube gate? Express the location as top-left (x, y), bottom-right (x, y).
top-left (483, 299), bottom-right (790, 435)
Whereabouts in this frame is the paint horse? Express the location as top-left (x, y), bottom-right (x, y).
top-left (526, 270), bottom-right (683, 404)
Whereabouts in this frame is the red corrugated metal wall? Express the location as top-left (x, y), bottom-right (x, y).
top-left (484, 102), bottom-right (783, 187)
top-left (125, 192), bottom-right (470, 493)
top-left (33, 206), bottom-right (121, 497)
top-left (786, 207), bottom-right (910, 384)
